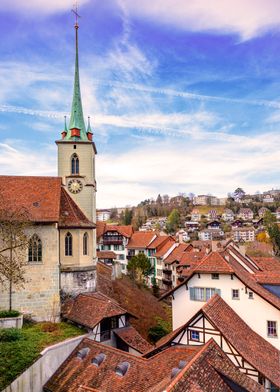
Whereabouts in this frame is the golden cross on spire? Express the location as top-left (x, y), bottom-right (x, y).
top-left (72, 1), bottom-right (81, 28)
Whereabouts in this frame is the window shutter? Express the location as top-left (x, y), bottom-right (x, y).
top-left (190, 287), bottom-right (195, 300)
top-left (215, 289), bottom-right (221, 296)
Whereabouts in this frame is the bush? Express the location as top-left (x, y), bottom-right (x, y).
top-left (0, 310), bottom-right (20, 318)
top-left (40, 322), bottom-right (59, 333)
top-left (0, 328), bottom-right (23, 342)
top-left (148, 317), bottom-right (172, 343)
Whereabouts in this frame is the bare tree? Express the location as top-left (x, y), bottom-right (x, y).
top-left (0, 204), bottom-right (30, 311)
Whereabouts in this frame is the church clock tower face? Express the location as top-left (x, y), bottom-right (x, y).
top-left (68, 179), bottom-right (83, 194)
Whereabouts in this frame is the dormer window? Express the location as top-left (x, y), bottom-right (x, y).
top-left (71, 154), bottom-right (79, 175)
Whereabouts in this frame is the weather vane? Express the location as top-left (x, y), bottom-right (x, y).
top-left (72, 1), bottom-right (81, 28)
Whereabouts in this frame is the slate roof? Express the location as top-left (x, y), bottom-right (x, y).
top-left (155, 295), bottom-right (280, 388)
top-left (43, 338), bottom-right (261, 392)
top-left (114, 326), bottom-right (153, 354)
top-left (127, 231), bottom-right (156, 249)
top-left (62, 292), bottom-right (130, 329)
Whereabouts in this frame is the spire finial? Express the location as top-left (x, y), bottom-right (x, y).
top-left (64, 115), bottom-right (68, 131)
top-left (72, 1), bottom-right (81, 29)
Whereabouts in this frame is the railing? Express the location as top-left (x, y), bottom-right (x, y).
top-left (162, 278), bottom-right (172, 285)
top-left (163, 268), bottom-right (172, 274)
top-left (103, 238), bottom-right (123, 245)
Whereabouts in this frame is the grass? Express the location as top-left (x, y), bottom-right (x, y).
top-left (0, 322), bottom-right (84, 390)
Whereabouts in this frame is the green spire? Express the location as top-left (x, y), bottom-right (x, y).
top-left (65, 23), bottom-right (88, 141)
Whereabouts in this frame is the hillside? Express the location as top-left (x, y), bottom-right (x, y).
top-left (96, 263), bottom-right (171, 340)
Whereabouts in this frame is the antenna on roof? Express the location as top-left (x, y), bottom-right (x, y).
top-left (72, 0), bottom-right (81, 28)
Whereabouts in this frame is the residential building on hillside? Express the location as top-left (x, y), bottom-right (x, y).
top-left (153, 239), bottom-right (177, 288)
top-left (263, 194), bottom-right (274, 203)
top-left (191, 209), bottom-right (201, 221)
top-left (258, 207), bottom-right (269, 218)
top-left (206, 220), bottom-right (221, 230)
top-left (238, 208), bottom-right (254, 221)
top-left (193, 195), bottom-right (209, 205)
top-left (97, 209), bottom-right (111, 222)
top-left (127, 231), bottom-right (157, 264)
top-left (206, 209), bottom-right (218, 220)
top-left (198, 229), bottom-right (224, 241)
top-left (222, 208), bottom-right (234, 221)
top-left (96, 222), bottom-right (133, 273)
top-left (232, 227), bottom-right (255, 242)
top-left (184, 221), bottom-right (200, 232)
top-left (176, 229), bottom-right (190, 242)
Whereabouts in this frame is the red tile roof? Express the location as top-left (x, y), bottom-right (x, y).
top-left (0, 176), bottom-right (94, 228)
top-left (164, 244), bottom-right (191, 264)
top-left (63, 292), bottom-right (130, 329)
top-left (0, 176), bottom-right (61, 222)
top-left (104, 224), bottom-right (134, 238)
top-left (96, 221), bottom-right (106, 240)
top-left (155, 295), bottom-right (279, 389)
top-left (59, 188), bottom-right (95, 228)
top-left (114, 326), bottom-right (153, 354)
top-left (155, 239), bottom-right (176, 258)
top-left (43, 338), bottom-right (261, 392)
top-left (97, 251), bottom-right (117, 260)
top-left (147, 235), bottom-right (170, 250)
top-left (127, 231), bottom-right (156, 249)
top-left (194, 251), bottom-right (234, 274)
top-left (202, 295), bottom-right (280, 388)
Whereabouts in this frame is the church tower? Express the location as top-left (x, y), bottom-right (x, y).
top-left (56, 17), bottom-right (97, 226)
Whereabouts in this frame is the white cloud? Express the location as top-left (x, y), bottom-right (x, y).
top-left (96, 130), bottom-right (280, 207)
top-left (121, 0), bottom-right (280, 40)
top-left (0, 0), bottom-right (90, 15)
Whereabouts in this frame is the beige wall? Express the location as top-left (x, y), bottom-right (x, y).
top-left (172, 273), bottom-right (280, 350)
top-left (57, 142), bottom-right (96, 224)
top-left (60, 229), bottom-right (94, 267)
top-left (0, 224), bottom-right (60, 321)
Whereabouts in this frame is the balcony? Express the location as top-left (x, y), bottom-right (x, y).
top-left (103, 238), bottom-right (123, 245)
top-left (163, 268), bottom-right (172, 275)
top-left (162, 278), bottom-right (172, 286)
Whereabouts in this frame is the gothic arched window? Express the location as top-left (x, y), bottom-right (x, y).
top-left (83, 232), bottom-right (88, 255)
top-left (28, 234), bottom-right (42, 262)
top-left (71, 154), bottom-right (79, 175)
top-left (65, 232), bottom-right (73, 256)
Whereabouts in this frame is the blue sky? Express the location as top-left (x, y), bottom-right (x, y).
top-left (1, 0), bottom-right (280, 207)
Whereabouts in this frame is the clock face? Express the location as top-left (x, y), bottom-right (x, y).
top-left (68, 179), bottom-right (83, 194)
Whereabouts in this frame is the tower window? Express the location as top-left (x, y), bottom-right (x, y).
top-left (28, 234), bottom-right (42, 262)
top-left (65, 232), bottom-right (73, 256)
top-left (71, 154), bottom-right (79, 175)
top-left (83, 232), bottom-right (88, 255)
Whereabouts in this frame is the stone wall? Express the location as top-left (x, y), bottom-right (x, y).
top-left (2, 334), bottom-right (87, 392)
top-left (0, 224), bottom-right (60, 321)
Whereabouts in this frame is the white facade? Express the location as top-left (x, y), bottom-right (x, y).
top-left (172, 272), bottom-right (280, 350)
top-left (97, 210), bottom-right (111, 222)
top-left (232, 228), bottom-right (255, 242)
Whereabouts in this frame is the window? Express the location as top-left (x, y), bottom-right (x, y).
top-left (232, 289), bottom-right (240, 300)
top-left (211, 273), bottom-right (219, 280)
top-left (267, 321), bottom-right (277, 337)
top-left (248, 291), bottom-right (254, 299)
top-left (190, 287), bottom-right (220, 301)
top-left (71, 154), bottom-right (79, 175)
top-left (114, 245), bottom-right (119, 250)
top-left (83, 233), bottom-right (88, 255)
top-left (190, 330), bottom-right (200, 341)
top-left (28, 234), bottom-right (42, 262)
top-left (119, 254), bottom-right (125, 260)
top-left (111, 317), bottom-right (118, 330)
top-left (65, 232), bottom-right (73, 256)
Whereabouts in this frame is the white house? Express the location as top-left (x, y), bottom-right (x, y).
top-left (97, 209), bottom-right (111, 222)
top-left (232, 227), bottom-right (255, 242)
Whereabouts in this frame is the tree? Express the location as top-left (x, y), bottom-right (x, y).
top-left (109, 207), bottom-right (118, 221)
top-left (156, 194), bottom-right (163, 205)
top-left (166, 209), bottom-right (180, 234)
top-left (263, 211), bottom-right (280, 255)
top-left (0, 205), bottom-right (30, 310)
top-left (233, 188), bottom-right (245, 201)
top-left (122, 208), bottom-right (133, 225)
top-left (127, 253), bottom-right (152, 284)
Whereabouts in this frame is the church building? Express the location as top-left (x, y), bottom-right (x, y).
top-left (0, 19), bottom-right (97, 320)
